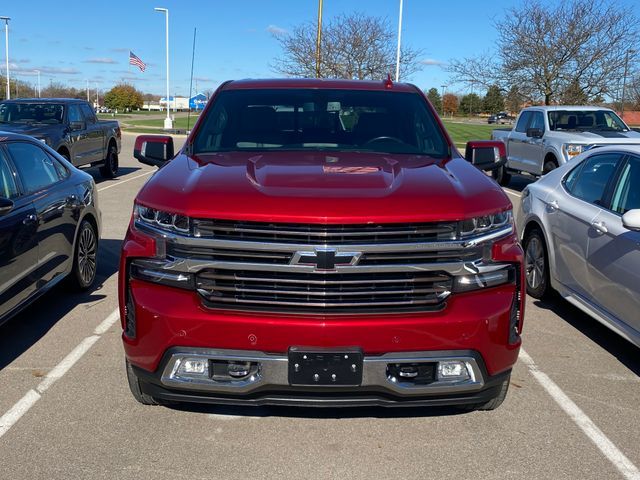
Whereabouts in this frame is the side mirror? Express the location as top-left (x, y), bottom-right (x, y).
top-left (0, 197), bottom-right (14, 216)
top-left (464, 140), bottom-right (507, 171)
top-left (622, 209), bottom-right (640, 232)
top-left (526, 127), bottom-right (544, 138)
top-left (134, 135), bottom-right (174, 168)
top-left (69, 121), bottom-right (85, 131)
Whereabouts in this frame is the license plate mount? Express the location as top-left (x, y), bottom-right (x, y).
top-left (288, 347), bottom-right (363, 386)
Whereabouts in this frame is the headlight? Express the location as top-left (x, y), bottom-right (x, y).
top-left (563, 143), bottom-right (594, 159)
top-left (134, 203), bottom-right (191, 234)
top-left (459, 210), bottom-right (513, 238)
top-left (453, 266), bottom-right (515, 292)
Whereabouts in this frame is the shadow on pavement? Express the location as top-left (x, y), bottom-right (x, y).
top-left (533, 293), bottom-right (640, 377)
top-left (168, 402), bottom-right (467, 419)
top-left (88, 166), bottom-right (142, 186)
top-left (506, 173), bottom-right (536, 193)
top-left (0, 238), bottom-right (122, 371)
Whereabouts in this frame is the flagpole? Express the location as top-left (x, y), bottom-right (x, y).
top-left (187, 28), bottom-right (197, 133)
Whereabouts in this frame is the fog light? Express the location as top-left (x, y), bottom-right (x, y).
top-left (438, 361), bottom-right (470, 380)
top-left (177, 358), bottom-right (209, 376)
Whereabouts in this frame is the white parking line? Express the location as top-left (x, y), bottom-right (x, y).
top-left (97, 171), bottom-right (153, 192)
top-left (520, 348), bottom-right (640, 480)
top-left (504, 188), bottom-right (522, 198)
top-left (0, 309), bottom-right (120, 440)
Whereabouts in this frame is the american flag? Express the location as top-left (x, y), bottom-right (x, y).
top-left (129, 51), bottom-right (146, 72)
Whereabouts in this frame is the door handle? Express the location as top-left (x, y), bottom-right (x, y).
top-left (546, 200), bottom-right (559, 212)
top-left (22, 214), bottom-right (38, 225)
top-left (591, 221), bottom-right (608, 234)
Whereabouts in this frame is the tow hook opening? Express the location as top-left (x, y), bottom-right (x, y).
top-left (211, 360), bottom-right (259, 381)
top-left (387, 363), bottom-right (437, 385)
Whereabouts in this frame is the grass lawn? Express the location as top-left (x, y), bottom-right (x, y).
top-left (125, 115), bottom-right (201, 129)
top-left (441, 120), bottom-right (497, 147)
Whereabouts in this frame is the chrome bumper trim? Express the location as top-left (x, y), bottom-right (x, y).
top-left (159, 348), bottom-right (485, 396)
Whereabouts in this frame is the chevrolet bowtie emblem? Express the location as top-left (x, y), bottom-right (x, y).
top-left (291, 249), bottom-right (362, 271)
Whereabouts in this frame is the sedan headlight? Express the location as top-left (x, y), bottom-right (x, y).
top-left (563, 143), bottom-right (594, 160)
top-left (460, 210), bottom-right (513, 238)
top-left (134, 203), bottom-right (191, 234)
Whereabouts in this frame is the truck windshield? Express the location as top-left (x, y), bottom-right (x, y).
top-left (0, 103), bottom-right (65, 125)
top-left (547, 110), bottom-right (628, 132)
top-left (192, 89), bottom-right (449, 157)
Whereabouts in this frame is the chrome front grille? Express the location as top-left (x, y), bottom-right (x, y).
top-left (196, 269), bottom-right (452, 314)
top-left (193, 219), bottom-right (458, 244)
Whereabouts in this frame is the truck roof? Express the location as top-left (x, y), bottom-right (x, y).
top-left (222, 78), bottom-right (419, 93)
top-left (0, 98), bottom-right (88, 103)
top-left (524, 105), bottom-right (615, 112)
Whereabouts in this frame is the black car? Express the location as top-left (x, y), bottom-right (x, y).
top-left (487, 112), bottom-right (515, 124)
top-left (0, 132), bottom-right (101, 327)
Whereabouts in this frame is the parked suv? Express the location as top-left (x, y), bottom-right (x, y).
top-left (120, 78), bottom-right (524, 410)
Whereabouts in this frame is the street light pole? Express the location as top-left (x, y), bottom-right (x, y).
top-left (441, 84), bottom-right (446, 115)
top-left (621, 48), bottom-right (635, 122)
top-left (155, 7), bottom-right (173, 129)
top-left (395, 0), bottom-right (404, 82)
top-left (315, 0), bottom-right (323, 78)
top-left (0, 17), bottom-right (10, 100)
top-left (34, 70), bottom-right (40, 98)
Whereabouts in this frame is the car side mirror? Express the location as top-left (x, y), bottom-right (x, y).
top-left (0, 197), bottom-right (14, 216)
top-left (69, 121), bottom-right (85, 131)
top-left (526, 127), bottom-right (543, 138)
top-left (464, 140), bottom-right (507, 171)
top-left (622, 209), bottom-right (640, 232)
top-left (134, 135), bottom-right (174, 168)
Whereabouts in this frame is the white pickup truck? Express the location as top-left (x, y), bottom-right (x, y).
top-left (490, 106), bottom-right (640, 185)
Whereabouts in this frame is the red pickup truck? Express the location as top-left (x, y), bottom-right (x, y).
top-left (120, 78), bottom-right (524, 410)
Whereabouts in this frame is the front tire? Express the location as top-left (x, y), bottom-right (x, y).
top-left (543, 159), bottom-right (557, 175)
top-left (69, 220), bottom-right (98, 290)
top-left (99, 143), bottom-right (119, 178)
top-left (492, 165), bottom-right (511, 186)
top-left (126, 360), bottom-right (160, 406)
top-left (524, 228), bottom-right (550, 299)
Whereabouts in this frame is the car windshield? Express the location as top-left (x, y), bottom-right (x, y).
top-left (547, 110), bottom-right (628, 132)
top-left (192, 89), bottom-right (449, 157)
top-left (0, 102), bottom-right (65, 125)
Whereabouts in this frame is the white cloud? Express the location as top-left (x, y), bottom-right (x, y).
top-left (266, 24), bottom-right (288, 36)
top-left (420, 58), bottom-right (445, 66)
top-left (84, 57), bottom-right (117, 64)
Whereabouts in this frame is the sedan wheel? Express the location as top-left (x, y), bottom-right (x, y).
top-left (524, 229), bottom-right (549, 299)
top-left (70, 220), bottom-right (98, 290)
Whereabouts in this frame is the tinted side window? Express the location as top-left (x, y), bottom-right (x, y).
top-left (515, 111), bottom-right (532, 133)
top-left (0, 149), bottom-right (18, 198)
top-left (610, 155), bottom-right (640, 214)
top-left (7, 142), bottom-right (62, 193)
top-left (529, 111), bottom-right (545, 131)
top-left (80, 104), bottom-right (96, 124)
top-left (68, 104), bottom-right (83, 123)
top-left (567, 153), bottom-right (621, 206)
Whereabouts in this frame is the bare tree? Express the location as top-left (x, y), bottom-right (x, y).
top-left (448, 0), bottom-right (639, 104)
top-left (272, 13), bottom-right (423, 81)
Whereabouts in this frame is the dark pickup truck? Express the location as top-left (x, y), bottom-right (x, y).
top-left (0, 98), bottom-right (121, 178)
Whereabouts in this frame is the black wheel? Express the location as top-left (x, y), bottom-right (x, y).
top-left (126, 360), bottom-right (160, 406)
top-left (524, 228), bottom-right (550, 299)
top-left (543, 159), bottom-right (557, 175)
top-left (459, 375), bottom-right (511, 412)
top-left (69, 220), bottom-right (98, 290)
top-left (99, 143), bottom-right (119, 178)
top-left (59, 151), bottom-right (71, 163)
top-left (492, 165), bottom-right (511, 186)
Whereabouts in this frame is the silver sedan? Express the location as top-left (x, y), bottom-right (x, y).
top-left (516, 145), bottom-right (640, 347)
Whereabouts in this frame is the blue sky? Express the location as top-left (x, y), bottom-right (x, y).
top-left (1, 0), bottom-right (635, 97)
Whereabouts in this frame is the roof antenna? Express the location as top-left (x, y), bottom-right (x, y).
top-left (384, 73), bottom-right (393, 89)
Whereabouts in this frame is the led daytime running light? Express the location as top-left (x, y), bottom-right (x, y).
top-left (135, 204), bottom-right (191, 234)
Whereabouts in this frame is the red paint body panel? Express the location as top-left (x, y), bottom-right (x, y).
top-left (122, 279), bottom-right (519, 376)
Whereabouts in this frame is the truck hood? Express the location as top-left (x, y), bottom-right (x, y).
top-left (546, 129), bottom-right (640, 143)
top-left (0, 123), bottom-right (58, 136)
top-left (137, 151), bottom-right (511, 223)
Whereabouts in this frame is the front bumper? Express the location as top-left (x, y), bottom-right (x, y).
top-left (133, 347), bottom-right (510, 408)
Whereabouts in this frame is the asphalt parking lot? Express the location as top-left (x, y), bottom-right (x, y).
top-left (0, 134), bottom-right (638, 480)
